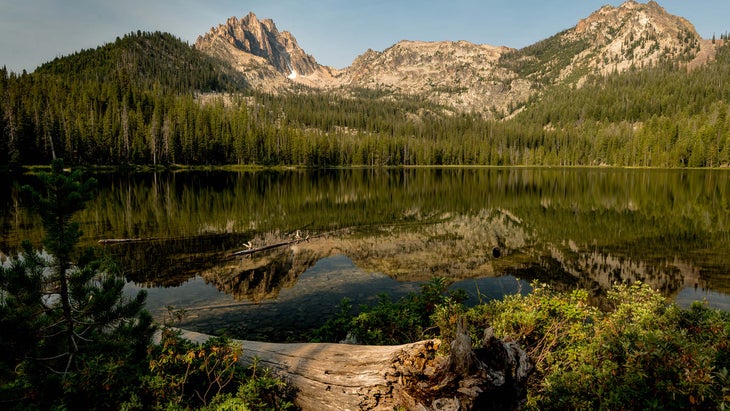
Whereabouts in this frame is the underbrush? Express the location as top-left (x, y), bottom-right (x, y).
top-left (128, 328), bottom-right (296, 411)
top-left (313, 278), bottom-right (730, 410)
top-left (476, 282), bottom-right (730, 410)
top-left (309, 277), bottom-right (467, 345)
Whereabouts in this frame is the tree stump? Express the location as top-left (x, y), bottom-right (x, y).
top-left (175, 320), bottom-right (531, 410)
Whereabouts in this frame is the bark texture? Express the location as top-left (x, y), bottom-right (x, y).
top-left (176, 320), bottom-right (531, 410)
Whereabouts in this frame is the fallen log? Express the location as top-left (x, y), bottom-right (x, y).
top-left (98, 237), bottom-right (162, 244)
top-left (174, 318), bottom-right (531, 410)
top-left (231, 234), bottom-right (321, 256)
top-left (230, 240), bottom-right (296, 256)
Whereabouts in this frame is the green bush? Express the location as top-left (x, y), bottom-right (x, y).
top-left (136, 328), bottom-right (295, 411)
top-left (311, 277), bottom-right (466, 345)
top-left (475, 282), bottom-right (730, 410)
top-left (140, 329), bottom-right (241, 409)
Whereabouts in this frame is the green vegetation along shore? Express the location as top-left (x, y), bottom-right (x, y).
top-left (2, 162), bottom-right (729, 409)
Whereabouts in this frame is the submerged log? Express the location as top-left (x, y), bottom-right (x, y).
top-left (98, 237), bottom-right (162, 244)
top-left (175, 319), bottom-right (531, 410)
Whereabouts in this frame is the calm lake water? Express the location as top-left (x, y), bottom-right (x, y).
top-left (2, 168), bottom-right (730, 341)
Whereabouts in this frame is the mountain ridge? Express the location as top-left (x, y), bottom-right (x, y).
top-left (194, 0), bottom-right (717, 117)
top-left (3, 0), bottom-right (730, 169)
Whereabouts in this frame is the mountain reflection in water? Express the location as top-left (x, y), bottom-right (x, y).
top-left (114, 206), bottom-right (730, 340)
top-left (4, 168), bottom-right (730, 341)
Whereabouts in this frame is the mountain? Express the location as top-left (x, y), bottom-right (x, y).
top-left (502, 0), bottom-right (713, 86)
top-left (2, 0), bottom-right (729, 169)
top-left (574, 0), bottom-right (713, 72)
top-left (337, 40), bottom-right (532, 116)
top-left (36, 31), bottom-right (246, 92)
top-left (195, 12), bottom-right (336, 91)
top-left (196, 1), bottom-right (718, 117)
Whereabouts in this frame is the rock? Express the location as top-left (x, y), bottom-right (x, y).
top-left (194, 2), bottom-right (714, 117)
top-left (195, 12), bottom-right (336, 90)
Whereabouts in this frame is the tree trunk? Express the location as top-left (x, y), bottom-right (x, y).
top-left (175, 319), bottom-right (531, 411)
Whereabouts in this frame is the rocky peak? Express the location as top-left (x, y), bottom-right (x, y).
top-left (569, 0), bottom-right (709, 77)
top-left (195, 12), bottom-right (324, 79)
top-left (339, 40), bottom-right (529, 117)
top-left (195, 2), bottom-right (718, 116)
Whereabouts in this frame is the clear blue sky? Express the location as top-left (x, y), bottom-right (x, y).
top-left (1, 0), bottom-right (728, 73)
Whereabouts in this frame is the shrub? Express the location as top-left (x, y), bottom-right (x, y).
top-left (141, 329), bottom-right (242, 409)
top-left (312, 277), bottom-right (466, 345)
top-left (138, 328), bottom-right (296, 411)
top-left (477, 282), bottom-right (730, 410)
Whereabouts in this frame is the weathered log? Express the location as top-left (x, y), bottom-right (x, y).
top-left (174, 319), bottom-right (531, 411)
top-left (231, 234), bottom-right (320, 256)
top-left (98, 237), bottom-right (162, 244)
top-left (230, 240), bottom-right (296, 256)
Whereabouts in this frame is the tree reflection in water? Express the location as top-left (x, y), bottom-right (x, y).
top-left (4, 168), bottom-right (730, 339)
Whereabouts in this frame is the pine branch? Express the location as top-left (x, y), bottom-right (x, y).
top-left (41, 318), bottom-right (67, 332)
top-left (73, 329), bottom-right (93, 342)
top-left (63, 352), bottom-right (74, 376)
top-left (34, 351), bottom-right (70, 361)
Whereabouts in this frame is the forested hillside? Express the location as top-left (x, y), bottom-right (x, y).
top-left (35, 31), bottom-right (244, 92)
top-left (516, 37), bottom-right (730, 167)
top-left (1, 32), bottom-right (730, 168)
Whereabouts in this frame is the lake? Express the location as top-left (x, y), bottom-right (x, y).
top-left (2, 167), bottom-right (730, 341)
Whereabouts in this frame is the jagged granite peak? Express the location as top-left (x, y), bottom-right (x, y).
top-left (195, 11), bottom-right (333, 88)
top-left (195, 1), bottom-right (718, 116)
top-left (576, 0), bottom-right (700, 52)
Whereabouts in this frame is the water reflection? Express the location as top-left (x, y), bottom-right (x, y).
top-left (4, 168), bottom-right (730, 339)
top-left (203, 247), bottom-right (319, 303)
top-left (108, 233), bottom-right (251, 287)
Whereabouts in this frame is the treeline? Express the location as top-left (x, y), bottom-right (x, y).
top-left (35, 31), bottom-right (244, 93)
top-left (517, 42), bottom-right (730, 167)
top-left (2, 32), bottom-right (730, 168)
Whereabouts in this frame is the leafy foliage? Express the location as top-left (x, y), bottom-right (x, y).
top-left (138, 329), bottom-right (294, 411)
top-left (311, 277), bottom-right (466, 345)
top-left (143, 329), bottom-right (241, 408)
top-left (116, 327), bottom-right (295, 411)
top-left (470, 282), bottom-right (730, 410)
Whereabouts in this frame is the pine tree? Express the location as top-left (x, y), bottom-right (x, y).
top-left (0, 159), bottom-right (154, 409)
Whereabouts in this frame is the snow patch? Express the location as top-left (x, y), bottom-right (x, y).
top-left (287, 70), bottom-right (298, 80)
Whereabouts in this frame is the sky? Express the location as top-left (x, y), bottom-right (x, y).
top-left (1, 0), bottom-right (729, 73)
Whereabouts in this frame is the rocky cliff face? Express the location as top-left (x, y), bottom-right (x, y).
top-left (195, 12), bottom-right (335, 90)
top-left (336, 40), bottom-right (532, 116)
top-left (196, 1), bottom-right (716, 116)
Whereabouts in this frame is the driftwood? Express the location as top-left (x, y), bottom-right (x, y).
top-left (230, 240), bottom-right (298, 256)
top-left (231, 234), bottom-right (321, 256)
top-left (175, 318), bottom-right (531, 410)
top-left (98, 237), bottom-right (164, 244)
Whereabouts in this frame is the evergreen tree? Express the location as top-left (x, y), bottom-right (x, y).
top-left (0, 159), bottom-right (154, 409)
